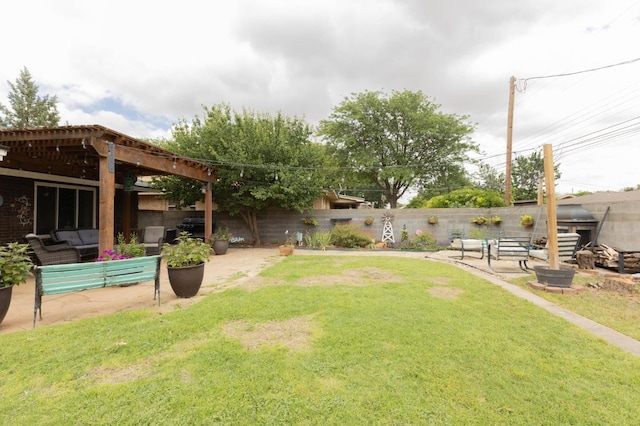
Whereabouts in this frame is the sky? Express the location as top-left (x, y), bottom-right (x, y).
top-left (2, 0), bottom-right (639, 197)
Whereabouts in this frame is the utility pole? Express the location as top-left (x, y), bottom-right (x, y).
top-left (505, 76), bottom-right (515, 205)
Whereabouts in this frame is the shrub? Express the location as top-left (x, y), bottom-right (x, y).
top-left (330, 224), bottom-right (374, 248)
top-left (397, 232), bottom-right (438, 251)
top-left (426, 188), bottom-right (506, 208)
top-left (304, 230), bottom-right (332, 250)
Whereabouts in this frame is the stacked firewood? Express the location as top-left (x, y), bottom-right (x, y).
top-left (592, 244), bottom-right (640, 272)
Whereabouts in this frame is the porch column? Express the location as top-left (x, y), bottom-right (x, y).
top-left (204, 177), bottom-right (213, 244)
top-left (98, 151), bottom-right (115, 253)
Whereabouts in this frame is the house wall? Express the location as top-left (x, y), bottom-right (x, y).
top-left (0, 175), bottom-right (35, 243)
top-left (0, 174), bottom-right (140, 245)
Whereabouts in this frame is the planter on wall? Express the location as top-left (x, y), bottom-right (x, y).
top-left (533, 265), bottom-right (575, 288)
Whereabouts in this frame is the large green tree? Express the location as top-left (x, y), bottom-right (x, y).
top-left (0, 67), bottom-right (60, 127)
top-left (474, 163), bottom-right (506, 193)
top-left (511, 151), bottom-right (561, 201)
top-left (156, 104), bottom-right (328, 245)
top-left (317, 90), bottom-right (477, 208)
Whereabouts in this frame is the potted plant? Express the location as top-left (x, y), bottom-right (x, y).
top-left (364, 216), bottom-right (374, 226)
top-left (212, 226), bottom-right (231, 255)
top-left (0, 242), bottom-right (34, 324)
top-left (302, 217), bottom-right (318, 226)
top-left (428, 216), bottom-right (438, 224)
top-left (471, 216), bottom-right (488, 225)
top-left (490, 215), bottom-right (502, 225)
top-left (279, 231), bottom-right (295, 256)
top-left (161, 232), bottom-right (211, 298)
top-left (520, 214), bottom-right (534, 227)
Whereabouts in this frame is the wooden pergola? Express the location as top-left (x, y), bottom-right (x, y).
top-left (0, 125), bottom-right (216, 252)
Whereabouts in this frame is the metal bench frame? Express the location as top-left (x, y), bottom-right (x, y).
top-left (487, 236), bottom-right (532, 273)
top-left (33, 255), bottom-right (161, 328)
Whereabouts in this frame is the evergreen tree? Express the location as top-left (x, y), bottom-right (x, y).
top-left (0, 67), bottom-right (60, 127)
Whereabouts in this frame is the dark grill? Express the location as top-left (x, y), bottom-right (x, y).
top-left (175, 217), bottom-right (206, 239)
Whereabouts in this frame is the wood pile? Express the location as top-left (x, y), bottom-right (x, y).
top-left (592, 244), bottom-right (640, 272)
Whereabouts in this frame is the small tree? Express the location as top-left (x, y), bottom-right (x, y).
top-left (155, 104), bottom-right (327, 246)
top-left (511, 151), bottom-right (560, 201)
top-left (0, 67), bottom-right (60, 127)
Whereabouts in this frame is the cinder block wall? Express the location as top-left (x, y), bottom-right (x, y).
top-left (144, 205), bottom-right (549, 246)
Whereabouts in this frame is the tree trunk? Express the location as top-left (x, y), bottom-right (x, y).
top-left (388, 195), bottom-right (399, 209)
top-left (239, 208), bottom-right (261, 246)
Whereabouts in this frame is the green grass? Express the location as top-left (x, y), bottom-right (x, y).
top-left (510, 273), bottom-right (640, 341)
top-left (2, 255), bottom-right (640, 425)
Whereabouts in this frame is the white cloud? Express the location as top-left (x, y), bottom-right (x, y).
top-left (1, 0), bottom-right (639, 194)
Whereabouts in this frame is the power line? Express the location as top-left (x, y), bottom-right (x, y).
top-left (521, 56), bottom-right (640, 84)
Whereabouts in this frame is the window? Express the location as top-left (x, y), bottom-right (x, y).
top-left (35, 183), bottom-right (96, 234)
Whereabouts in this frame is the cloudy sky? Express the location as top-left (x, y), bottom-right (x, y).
top-left (2, 0), bottom-right (639, 196)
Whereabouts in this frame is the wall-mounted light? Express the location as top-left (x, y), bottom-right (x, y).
top-left (0, 145), bottom-right (8, 161)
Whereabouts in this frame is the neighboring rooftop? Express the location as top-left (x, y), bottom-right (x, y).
top-left (557, 190), bottom-right (640, 205)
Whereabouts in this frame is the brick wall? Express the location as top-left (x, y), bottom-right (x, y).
top-left (0, 176), bottom-right (34, 243)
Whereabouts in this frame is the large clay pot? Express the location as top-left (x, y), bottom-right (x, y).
top-left (212, 239), bottom-right (229, 255)
top-left (279, 245), bottom-right (294, 256)
top-left (167, 263), bottom-right (205, 298)
top-left (533, 265), bottom-right (576, 288)
top-left (0, 285), bottom-right (13, 325)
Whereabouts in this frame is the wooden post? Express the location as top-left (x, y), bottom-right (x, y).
top-left (537, 177), bottom-right (544, 206)
top-left (543, 144), bottom-right (559, 269)
top-left (204, 175), bottom-right (213, 244)
top-left (505, 76), bottom-right (515, 205)
top-left (98, 155), bottom-right (115, 254)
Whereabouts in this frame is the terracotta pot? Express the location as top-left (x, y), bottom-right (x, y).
top-left (279, 245), bottom-right (294, 256)
top-left (0, 285), bottom-right (13, 325)
top-left (212, 239), bottom-right (229, 255)
top-left (167, 263), bottom-right (205, 298)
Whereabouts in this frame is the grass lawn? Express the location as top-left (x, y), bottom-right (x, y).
top-left (510, 272), bottom-right (640, 341)
top-left (1, 255), bottom-right (640, 425)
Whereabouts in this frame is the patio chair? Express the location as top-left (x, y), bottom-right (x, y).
top-left (487, 236), bottom-right (532, 273)
top-left (529, 233), bottom-right (581, 263)
top-left (25, 233), bottom-right (81, 265)
top-left (141, 226), bottom-right (166, 255)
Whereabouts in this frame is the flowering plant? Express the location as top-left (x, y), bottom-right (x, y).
top-left (95, 233), bottom-right (145, 261)
top-left (95, 249), bottom-right (131, 262)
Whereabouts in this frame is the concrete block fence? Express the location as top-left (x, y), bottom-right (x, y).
top-left (141, 205), bottom-right (550, 247)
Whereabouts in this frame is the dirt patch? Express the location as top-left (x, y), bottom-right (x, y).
top-left (239, 267), bottom-right (402, 291)
top-left (90, 362), bottom-right (151, 384)
top-left (429, 286), bottom-right (463, 300)
top-left (222, 316), bottom-right (315, 351)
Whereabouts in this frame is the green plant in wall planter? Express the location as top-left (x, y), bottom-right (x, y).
top-left (428, 216), bottom-right (438, 224)
top-left (364, 216), bottom-right (374, 226)
top-left (519, 214), bottom-right (534, 227)
top-left (471, 216), bottom-right (488, 225)
top-left (490, 216), bottom-right (502, 225)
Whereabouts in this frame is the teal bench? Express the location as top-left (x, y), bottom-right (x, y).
top-left (33, 255), bottom-right (162, 328)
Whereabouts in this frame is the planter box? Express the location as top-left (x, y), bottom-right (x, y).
top-left (533, 265), bottom-right (575, 288)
